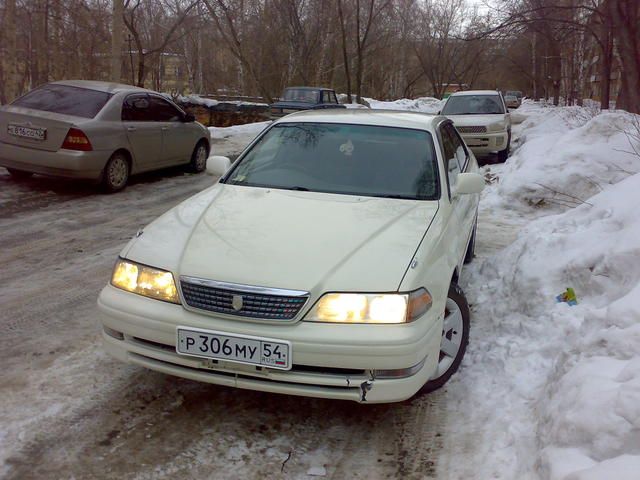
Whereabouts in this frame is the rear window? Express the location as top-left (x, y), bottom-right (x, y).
top-left (281, 89), bottom-right (320, 103)
top-left (11, 84), bottom-right (112, 118)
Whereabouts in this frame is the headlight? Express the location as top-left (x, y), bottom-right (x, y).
top-left (111, 258), bottom-right (180, 304)
top-left (304, 288), bottom-right (432, 324)
top-left (488, 121), bottom-right (506, 132)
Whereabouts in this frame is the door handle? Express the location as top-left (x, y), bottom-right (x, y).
top-left (161, 126), bottom-right (169, 131)
top-left (127, 126), bottom-right (136, 132)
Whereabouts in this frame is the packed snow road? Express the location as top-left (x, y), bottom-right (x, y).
top-left (2, 103), bottom-right (639, 480)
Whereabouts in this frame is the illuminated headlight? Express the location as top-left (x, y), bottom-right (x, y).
top-left (111, 258), bottom-right (180, 304)
top-left (488, 121), bottom-right (506, 132)
top-left (304, 288), bottom-right (432, 324)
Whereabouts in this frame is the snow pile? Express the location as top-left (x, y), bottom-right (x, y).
top-left (207, 121), bottom-right (271, 157)
top-left (176, 94), bottom-right (220, 108)
top-left (488, 107), bottom-right (640, 212)
top-left (176, 95), bottom-right (268, 108)
top-left (365, 96), bottom-right (444, 113)
top-left (208, 121), bottom-right (270, 141)
top-left (457, 104), bottom-right (640, 479)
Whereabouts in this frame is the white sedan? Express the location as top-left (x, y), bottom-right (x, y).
top-left (97, 110), bottom-right (484, 403)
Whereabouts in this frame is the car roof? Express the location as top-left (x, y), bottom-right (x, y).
top-left (284, 86), bottom-right (333, 91)
top-left (448, 90), bottom-right (502, 97)
top-left (274, 109), bottom-right (445, 132)
top-left (50, 80), bottom-right (150, 94)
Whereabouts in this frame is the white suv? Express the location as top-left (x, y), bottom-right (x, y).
top-left (440, 90), bottom-right (511, 162)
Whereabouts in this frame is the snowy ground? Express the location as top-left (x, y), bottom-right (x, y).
top-left (1, 102), bottom-right (639, 479)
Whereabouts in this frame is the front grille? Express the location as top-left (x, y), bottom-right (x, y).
top-left (457, 125), bottom-right (487, 134)
top-left (181, 280), bottom-right (308, 320)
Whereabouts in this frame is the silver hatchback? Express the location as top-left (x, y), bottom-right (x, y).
top-left (0, 80), bottom-right (210, 192)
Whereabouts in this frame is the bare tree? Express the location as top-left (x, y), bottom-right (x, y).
top-left (111, 0), bottom-right (124, 82)
top-left (1, 0), bottom-right (18, 103)
top-left (123, 0), bottom-right (198, 87)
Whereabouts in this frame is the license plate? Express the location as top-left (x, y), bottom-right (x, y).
top-left (176, 327), bottom-right (291, 370)
top-left (8, 124), bottom-right (46, 141)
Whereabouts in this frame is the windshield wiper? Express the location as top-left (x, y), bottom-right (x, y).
top-left (375, 194), bottom-right (419, 200)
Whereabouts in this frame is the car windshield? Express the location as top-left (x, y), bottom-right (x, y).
top-left (225, 123), bottom-right (439, 200)
top-left (281, 89), bottom-right (320, 103)
top-left (442, 95), bottom-right (505, 115)
top-left (11, 84), bottom-right (112, 118)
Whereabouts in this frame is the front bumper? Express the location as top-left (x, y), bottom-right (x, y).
top-left (97, 284), bottom-right (442, 403)
top-left (0, 141), bottom-right (109, 179)
top-left (460, 131), bottom-right (509, 155)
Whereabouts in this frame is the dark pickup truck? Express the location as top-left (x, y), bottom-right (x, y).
top-left (270, 87), bottom-right (346, 119)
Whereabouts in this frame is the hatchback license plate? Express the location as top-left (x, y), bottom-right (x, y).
top-left (8, 124), bottom-right (46, 141)
top-left (176, 327), bottom-right (291, 370)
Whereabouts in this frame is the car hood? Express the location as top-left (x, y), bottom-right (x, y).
top-left (123, 184), bottom-right (438, 294)
top-left (444, 113), bottom-right (508, 126)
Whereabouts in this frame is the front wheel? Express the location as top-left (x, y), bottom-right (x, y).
top-left (420, 283), bottom-right (470, 393)
top-left (497, 131), bottom-right (511, 163)
top-left (189, 141), bottom-right (209, 173)
top-left (101, 153), bottom-right (130, 193)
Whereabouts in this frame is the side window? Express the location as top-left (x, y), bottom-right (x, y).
top-left (321, 91), bottom-right (337, 104)
top-left (440, 124), bottom-right (461, 196)
top-left (122, 95), bottom-right (154, 122)
top-left (148, 96), bottom-right (184, 122)
top-left (447, 124), bottom-right (468, 171)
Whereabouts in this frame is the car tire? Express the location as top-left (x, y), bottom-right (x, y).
top-left (497, 131), bottom-right (511, 163)
top-left (420, 283), bottom-right (470, 394)
top-left (7, 168), bottom-right (34, 180)
top-left (189, 141), bottom-right (209, 173)
top-left (464, 220), bottom-right (477, 264)
top-left (101, 152), bottom-right (130, 193)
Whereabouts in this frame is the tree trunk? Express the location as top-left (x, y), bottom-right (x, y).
top-left (608, 0), bottom-right (640, 113)
top-left (137, 53), bottom-right (146, 87)
top-left (1, 0), bottom-right (18, 102)
top-left (599, 17), bottom-right (613, 110)
top-left (337, 0), bottom-right (352, 103)
top-left (111, 0), bottom-right (124, 83)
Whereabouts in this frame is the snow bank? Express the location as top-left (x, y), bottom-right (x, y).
top-left (365, 96), bottom-right (444, 114)
top-left (207, 121), bottom-right (271, 157)
top-left (460, 104), bottom-right (640, 479)
top-left (208, 121), bottom-right (270, 141)
top-left (488, 106), bottom-right (640, 212)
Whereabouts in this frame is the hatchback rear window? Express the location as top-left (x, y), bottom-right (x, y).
top-left (11, 84), bottom-right (112, 118)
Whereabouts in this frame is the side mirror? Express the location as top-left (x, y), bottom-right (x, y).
top-left (437, 110), bottom-right (441, 115)
top-left (206, 155), bottom-right (231, 177)
top-left (454, 172), bottom-right (484, 195)
top-left (183, 112), bottom-right (196, 122)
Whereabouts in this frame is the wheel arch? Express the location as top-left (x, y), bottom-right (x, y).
top-left (110, 148), bottom-right (133, 170)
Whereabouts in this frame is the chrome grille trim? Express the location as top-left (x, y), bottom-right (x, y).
top-left (179, 276), bottom-right (309, 320)
top-left (457, 125), bottom-right (487, 134)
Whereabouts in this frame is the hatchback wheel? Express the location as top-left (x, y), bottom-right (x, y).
top-left (7, 168), bottom-right (34, 180)
top-left (102, 153), bottom-right (130, 193)
top-left (420, 283), bottom-right (470, 393)
top-left (189, 141), bottom-right (209, 173)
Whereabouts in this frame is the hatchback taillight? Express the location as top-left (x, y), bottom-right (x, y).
top-left (61, 128), bottom-right (93, 151)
